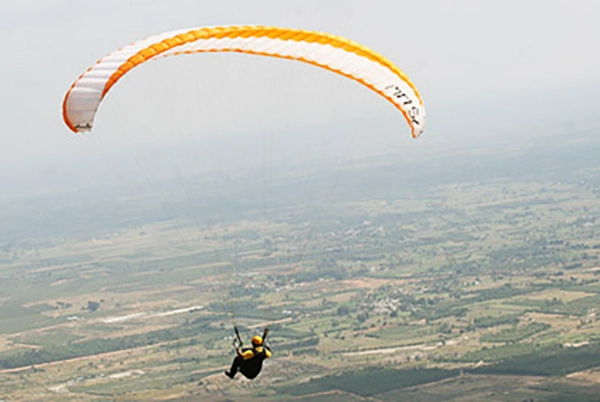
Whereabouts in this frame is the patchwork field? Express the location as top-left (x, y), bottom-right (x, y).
top-left (2, 134), bottom-right (600, 400)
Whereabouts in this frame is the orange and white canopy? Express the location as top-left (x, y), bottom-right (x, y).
top-left (63, 25), bottom-right (426, 137)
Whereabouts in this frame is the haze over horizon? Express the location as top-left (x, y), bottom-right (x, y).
top-left (1, 1), bottom-right (599, 197)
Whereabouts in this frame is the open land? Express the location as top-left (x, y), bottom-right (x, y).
top-left (1, 129), bottom-right (600, 401)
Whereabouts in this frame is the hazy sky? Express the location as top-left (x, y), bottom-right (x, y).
top-left (1, 0), bottom-right (600, 195)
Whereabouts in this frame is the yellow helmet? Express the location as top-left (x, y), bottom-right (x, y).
top-left (251, 335), bottom-right (263, 346)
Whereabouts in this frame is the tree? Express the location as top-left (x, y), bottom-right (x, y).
top-left (337, 305), bottom-right (351, 316)
top-left (87, 301), bottom-right (100, 312)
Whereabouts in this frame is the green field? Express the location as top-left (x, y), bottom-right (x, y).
top-left (2, 133), bottom-right (600, 401)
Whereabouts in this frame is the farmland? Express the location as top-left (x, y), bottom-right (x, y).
top-left (1, 131), bottom-right (600, 400)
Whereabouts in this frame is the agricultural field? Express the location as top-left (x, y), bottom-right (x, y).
top-left (1, 132), bottom-right (600, 401)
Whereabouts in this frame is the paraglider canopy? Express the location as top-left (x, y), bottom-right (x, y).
top-left (62, 25), bottom-right (426, 138)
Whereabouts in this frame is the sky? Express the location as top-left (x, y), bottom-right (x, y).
top-left (1, 0), bottom-right (600, 197)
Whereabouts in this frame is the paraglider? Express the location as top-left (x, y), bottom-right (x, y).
top-left (61, 25), bottom-right (427, 381)
top-left (62, 25), bottom-right (426, 137)
top-left (225, 326), bottom-right (271, 380)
